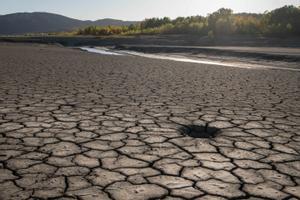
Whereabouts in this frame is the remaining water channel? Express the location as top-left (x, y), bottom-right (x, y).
top-left (80, 47), bottom-right (300, 72)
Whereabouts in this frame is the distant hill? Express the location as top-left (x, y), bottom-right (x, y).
top-left (0, 12), bottom-right (138, 35)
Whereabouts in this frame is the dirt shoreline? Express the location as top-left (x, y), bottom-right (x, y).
top-left (1, 35), bottom-right (300, 65)
top-left (1, 34), bottom-right (300, 47)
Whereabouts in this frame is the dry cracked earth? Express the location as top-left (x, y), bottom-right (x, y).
top-left (0, 43), bottom-right (299, 200)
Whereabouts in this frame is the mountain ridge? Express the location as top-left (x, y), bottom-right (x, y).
top-left (0, 12), bottom-right (138, 35)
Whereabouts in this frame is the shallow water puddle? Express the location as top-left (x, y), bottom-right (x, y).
top-left (80, 47), bottom-right (300, 72)
top-left (80, 47), bottom-right (123, 55)
top-left (120, 50), bottom-right (300, 71)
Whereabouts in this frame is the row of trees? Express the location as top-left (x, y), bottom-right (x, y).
top-left (77, 6), bottom-right (300, 37)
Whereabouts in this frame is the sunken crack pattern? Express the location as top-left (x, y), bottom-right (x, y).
top-left (0, 44), bottom-right (299, 200)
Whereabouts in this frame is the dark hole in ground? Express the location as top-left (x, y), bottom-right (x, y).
top-left (179, 124), bottom-right (220, 138)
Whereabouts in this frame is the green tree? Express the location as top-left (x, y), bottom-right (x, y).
top-left (208, 8), bottom-right (235, 35)
top-left (263, 5), bottom-right (300, 36)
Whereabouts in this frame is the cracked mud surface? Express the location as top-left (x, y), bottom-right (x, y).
top-left (0, 43), bottom-right (299, 200)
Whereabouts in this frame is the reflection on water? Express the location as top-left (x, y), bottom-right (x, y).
top-left (80, 47), bottom-right (123, 55)
top-left (80, 47), bottom-right (300, 72)
top-left (120, 50), bottom-right (300, 71)
top-left (119, 50), bottom-right (256, 68)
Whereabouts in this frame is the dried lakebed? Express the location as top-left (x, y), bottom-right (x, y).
top-left (0, 43), bottom-right (299, 200)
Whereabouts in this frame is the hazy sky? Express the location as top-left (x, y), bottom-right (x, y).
top-left (1, 0), bottom-right (300, 20)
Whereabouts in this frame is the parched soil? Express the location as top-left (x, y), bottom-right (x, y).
top-left (0, 43), bottom-right (299, 200)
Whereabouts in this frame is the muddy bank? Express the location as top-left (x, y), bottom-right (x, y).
top-left (1, 35), bottom-right (300, 64)
top-left (115, 45), bottom-right (300, 63)
top-left (1, 35), bottom-right (300, 47)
